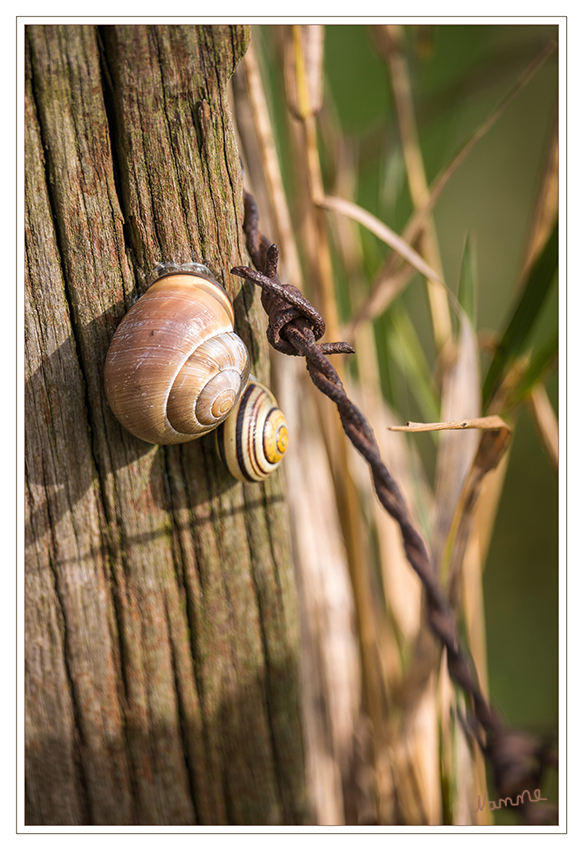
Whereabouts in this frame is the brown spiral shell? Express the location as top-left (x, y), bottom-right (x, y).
top-left (104, 263), bottom-right (251, 445)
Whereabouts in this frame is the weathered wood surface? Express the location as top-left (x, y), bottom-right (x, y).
top-left (25, 24), bottom-right (306, 826)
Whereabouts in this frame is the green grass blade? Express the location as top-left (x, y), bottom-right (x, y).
top-left (457, 231), bottom-right (478, 331)
top-left (386, 303), bottom-right (441, 423)
top-left (483, 220), bottom-right (558, 407)
top-left (504, 329), bottom-right (559, 409)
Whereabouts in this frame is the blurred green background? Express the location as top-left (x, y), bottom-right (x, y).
top-left (258, 22), bottom-right (559, 820)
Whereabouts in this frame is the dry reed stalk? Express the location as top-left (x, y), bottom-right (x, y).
top-left (283, 26), bottom-right (339, 335)
top-left (377, 24), bottom-right (452, 354)
top-left (444, 449), bottom-right (511, 826)
top-left (390, 413), bottom-right (513, 823)
top-left (317, 195), bottom-right (442, 284)
top-left (345, 349), bottom-right (445, 823)
top-left (280, 24), bottom-right (399, 820)
top-left (349, 352), bottom-right (442, 824)
top-left (528, 383), bottom-right (559, 470)
top-left (432, 320), bottom-right (482, 573)
top-left (325, 154), bottom-right (432, 670)
top-left (385, 674), bottom-right (441, 824)
top-left (391, 411), bottom-right (513, 795)
top-left (521, 111), bottom-right (559, 283)
top-left (446, 445), bottom-right (510, 789)
top-left (231, 32), bottom-right (365, 824)
top-left (386, 350), bottom-right (496, 823)
top-left (518, 117), bottom-right (559, 468)
top-left (321, 99), bottom-right (447, 826)
top-left (324, 140), bottom-right (428, 651)
top-left (230, 37), bottom-right (303, 289)
top-left (434, 434), bottom-right (505, 807)
top-left (312, 57), bottom-right (445, 825)
top-left (323, 153), bottom-right (426, 812)
top-left (282, 365), bottom-right (362, 825)
top-left (432, 330), bottom-right (490, 823)
top-left (449, 441), bottom-right (509, 819)
top-left (377, 25), bottom-right (494, 821)
top-left (433, 342), bottom-right (484, 819)
top-left (284, 24), bottom-right (467, 822)
top-left (351, 335), bottom-right (427, 644)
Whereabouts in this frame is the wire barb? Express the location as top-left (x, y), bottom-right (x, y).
top-left (231, 190), bottom-right (557, 825)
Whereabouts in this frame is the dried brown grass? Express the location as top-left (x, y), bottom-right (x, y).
top-left (229, 24), bottom-right (558, 825)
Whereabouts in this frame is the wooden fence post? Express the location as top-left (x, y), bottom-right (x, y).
top-left (25, 23), bottom-right (306, 826)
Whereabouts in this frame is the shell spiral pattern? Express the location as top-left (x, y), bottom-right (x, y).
top-left (104, 263), bottom-right (251, 445)
top-left (215, 379), bottom-right (289, 481)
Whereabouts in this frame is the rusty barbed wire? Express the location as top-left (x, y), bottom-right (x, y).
top-left (231, 190), bottom-right (557, 825)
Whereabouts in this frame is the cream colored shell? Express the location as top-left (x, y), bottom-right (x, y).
top-left (104, 271), bottom-right (251, 445)
top-left (215, 379), bottom-right (289, 481)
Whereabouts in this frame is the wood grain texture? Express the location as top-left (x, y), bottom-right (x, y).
top-left (25, 24), bottom-right (306, 826)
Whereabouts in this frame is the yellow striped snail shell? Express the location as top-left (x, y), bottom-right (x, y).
top-left (215, 378), bottom-right (289, 481)
top-left (104, 262), bottom-right (251, 445)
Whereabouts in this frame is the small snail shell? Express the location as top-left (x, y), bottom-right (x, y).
top-left (215, 379), bottom-right (289, 481)
top-left (104, 263), bottom-right (251, 445)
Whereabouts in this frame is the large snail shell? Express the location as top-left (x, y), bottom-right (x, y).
top-left (104, 266), bottom-right (251, 445)
top-left (215, 379), bottom-right (289, 481)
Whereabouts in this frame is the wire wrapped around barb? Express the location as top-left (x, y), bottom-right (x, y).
top-left (233, 192), bottom-right (350, 357)
top-left (231, 190), bottom-right (557, 825)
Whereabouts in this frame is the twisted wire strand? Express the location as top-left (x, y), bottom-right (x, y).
top-left (231, 191), bottom-right (557, 824)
